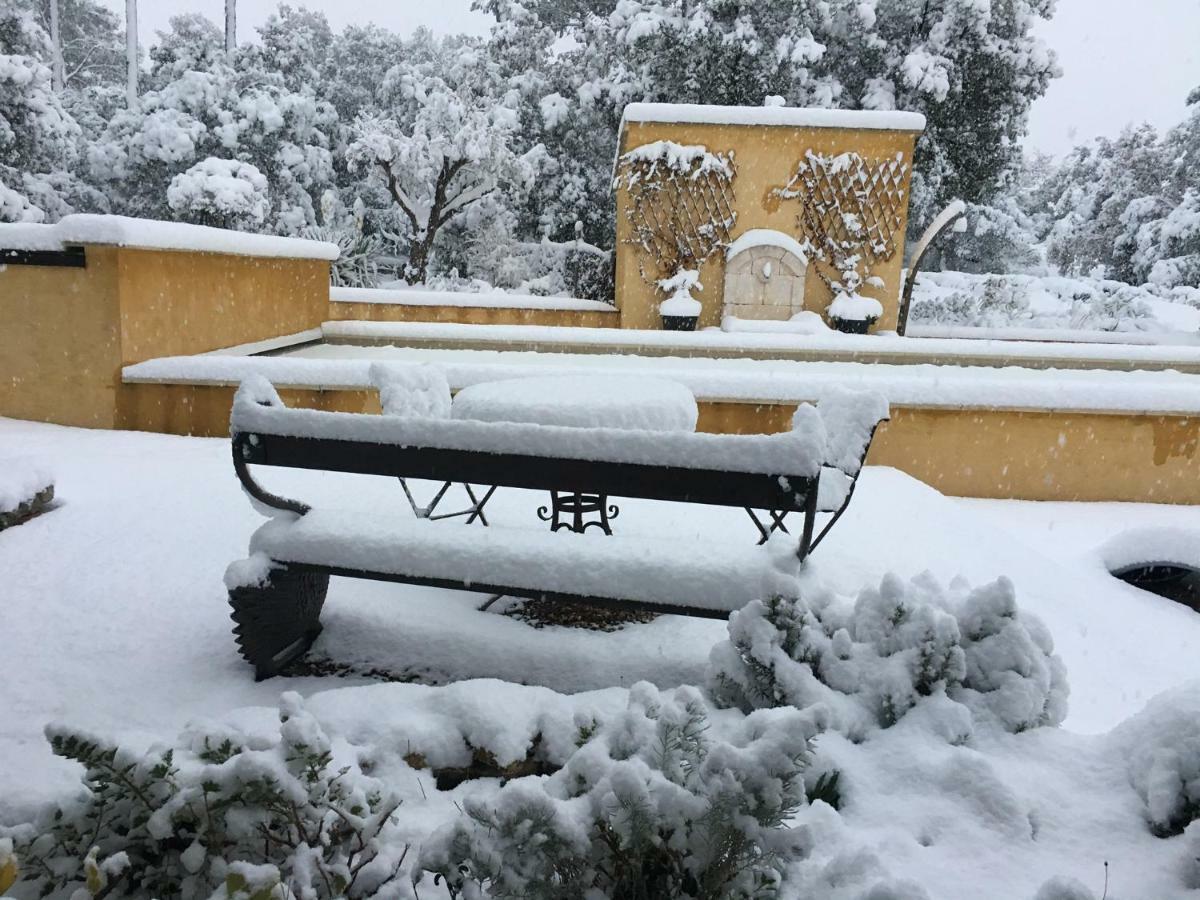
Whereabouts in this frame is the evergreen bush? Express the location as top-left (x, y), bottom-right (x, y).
top-left (5, 693), bottom-right (412, 900)
top-left (708, 573), bottom-right (1068, 738)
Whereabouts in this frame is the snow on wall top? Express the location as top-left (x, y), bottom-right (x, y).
top-left (125, 340), bottom-right (1200, 417)
top-left (621, 103), bottom-right (927, 133)
top-left (0, 215), bottom-right (340, 261)
top-left (725, 229), bottom-right (811, 262)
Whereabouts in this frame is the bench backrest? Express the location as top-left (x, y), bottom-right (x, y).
top-left (230, 376), bottom-right (887, 524)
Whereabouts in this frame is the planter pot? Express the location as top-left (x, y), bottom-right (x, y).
top-left (661, 314), bottom-right (699, 332)
top-left (830, 316), bottom-right (877, 335)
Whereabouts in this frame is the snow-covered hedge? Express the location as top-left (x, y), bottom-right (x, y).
top-left (910, 271), bottom-right (1199, 333)
top-left (4, 685), bottom-right (818, 900)
top-left (708, 573), bottom-right (1068, 738)
top-left (419, 682), bottom-right (819, 899)
top-left (6, 693), bottom-right (411, 899)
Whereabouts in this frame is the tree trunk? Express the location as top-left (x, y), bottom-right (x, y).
top-left (225, 0), bottom-right (237, 54)
top-left (125, 0), bottom-right (138, 107)
top-left (49, 0), bottom-right (64, 91)
top-left (405, 234), bottom-right (434, 283)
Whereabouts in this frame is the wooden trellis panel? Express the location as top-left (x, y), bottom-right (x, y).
top-left (616, 148), bottom-right (737, 278)
top-left (776, 151), bottom-right (910, 267)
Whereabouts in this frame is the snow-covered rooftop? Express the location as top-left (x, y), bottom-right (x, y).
top-left (0, 214), bottom-right (340, 261)
top-left (621, 102), bottom-right (927, 133)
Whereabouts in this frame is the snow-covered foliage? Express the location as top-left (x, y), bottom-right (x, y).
top-left (345, 36), bottom-right (544, 284)
top-left (909, 270), bottom-right (1198, 333)
top-left (6, 692), bottom-right (412, 899)
top-left (657, 269), bottom-right (703, 318)
top-left (487, 0), bottom-right (1058, 252)
top-left (166, 157), bottom-right (270, 230)
top-left (87, 13), bottom-right (337, 234)
top-left (1004, 91), bottom-right (1200, 290)
top-left (418, 682), bottom-right (819, 899)
top-left (0, 3), bottom-right (92, 222)
top-left (709, 572), bottom-right (1068, 738)
top-left (1110, 681), bottom-right (1200, 837)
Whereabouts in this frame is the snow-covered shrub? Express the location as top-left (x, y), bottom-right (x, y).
top-left (1110, 681), bottom-right (1200, 837)
top-left (301, 192), bottom-right (382, 287)
top-left (167, 157), bottom-right (271, 230)
top-left (909, 271), bottom-right (1182, 332)
top-left (5, 693), bottom-right (412, 899)
top-left (419, 682), bottom-right (818, 899)
top-left (708, 573), bottom-right (1068, 737)
top-left (564, 244), bottom-right (615, 304)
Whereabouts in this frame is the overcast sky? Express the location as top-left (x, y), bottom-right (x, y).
top-left (104, 0), bottom-right (1199, 157)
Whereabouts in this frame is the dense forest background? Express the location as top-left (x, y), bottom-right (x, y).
top-left (2, 0), bottom-right (1198, 297)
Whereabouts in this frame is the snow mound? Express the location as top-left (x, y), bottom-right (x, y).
top-left (1098, 526), bottom-right (1200, 573)
top-left (1109, 680), bottom-right (1200, 836)
top-left (0, 457), bottom-right (53, 514)
top-left (369, 362), bottom-right (451, 419)
top-left (451, 374), bottom-right (698, 432)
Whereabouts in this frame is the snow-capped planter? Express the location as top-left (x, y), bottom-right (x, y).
top-left (827, 270), bottom-right (885, 333)
top-left (1100, 526), bottom-right (1200, 612)
top-left (657, 269), bottom-right (703, 331)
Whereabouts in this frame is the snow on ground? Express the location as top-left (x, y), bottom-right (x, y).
top-left (3, 416), bottom-right (1199, 897)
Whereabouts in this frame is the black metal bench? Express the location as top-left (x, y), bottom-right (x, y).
top-left (225, 377), bottom-right (887, 679)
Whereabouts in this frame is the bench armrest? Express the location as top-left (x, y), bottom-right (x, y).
top-left (231, 378), bottom-right (310, 517)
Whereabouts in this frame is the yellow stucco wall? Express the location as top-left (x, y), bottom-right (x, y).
top-left (0, 245), bottom-right (330, 428)
top-left (115, 249), bottom-right (329, 364)
top-left (615, 121), bottom-right (920, 331)
top-left (115, 381), bottom-right (1200, 505)
top-left (327, 300), bottom-right (620, 329)
top-left (0, 246), bottom-right (123, 428)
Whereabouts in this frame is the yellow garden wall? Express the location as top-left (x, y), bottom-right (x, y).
top-left (0, 245), bottom-right (330, 429)
top-left (327, 300), bottom-right (620, 329)
top-left (115, 380), bottom-right (1200, 505)
top-left (615, 117), bottom-right (921, 332)
top-left (0, 246), bottom-right (123, 428)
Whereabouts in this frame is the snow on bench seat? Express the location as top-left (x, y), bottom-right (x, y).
top-left (243, 510), bottom-right (794, 614)
top-left (232, 378), bottom-right (826, 478)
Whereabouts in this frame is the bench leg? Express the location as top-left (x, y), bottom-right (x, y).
top-left (745, 508), bottom-right (791, 545)
top-left (229, 565), bottom-right (329, 681)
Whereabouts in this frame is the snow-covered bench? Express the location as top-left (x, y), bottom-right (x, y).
top-left (224, 376), bottom-right (888, 679)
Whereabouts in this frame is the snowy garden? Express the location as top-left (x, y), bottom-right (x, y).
top-left (3, 0), bottom-right (1200, 898)
top-left (3, 410), bottom-right (1200, 899)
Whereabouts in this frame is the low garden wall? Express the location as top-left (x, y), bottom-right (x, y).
top-left (0, 216), bottom-right (336, 428)
top-left (328, 287), bottom-right (620, 329)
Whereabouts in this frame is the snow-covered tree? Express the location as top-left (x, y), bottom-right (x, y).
top-left (0, 2), bottom-right (95, 221)
top-left (345, 38), bottom-right (544, 283)
top-left (481, 0), bottom-right (1059, 257)
top-left (90, 12), bottom-right (337, 233)
top-left (167, 156), bottom-right (268, 229)
top-left (29, 0), bottom-right (125, 92)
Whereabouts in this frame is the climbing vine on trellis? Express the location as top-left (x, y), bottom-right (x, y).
top-left (615, 141), bottom-right (738, 283)
top-left (773, 150), bottom-right (910, 290)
